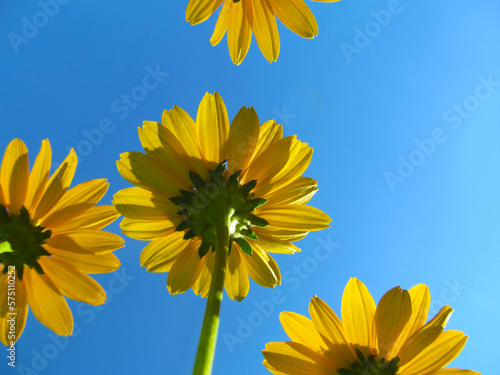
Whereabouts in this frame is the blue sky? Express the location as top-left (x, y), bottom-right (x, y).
top-left (1, 0), bottom-right (499, 374)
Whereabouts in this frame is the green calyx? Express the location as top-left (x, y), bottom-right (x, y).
top-left (169, 161), bottom-right (268, 259)
top-left (337, 349), bottom-right (400, 375)
top-left (0, 204), bottom-right (51, 280)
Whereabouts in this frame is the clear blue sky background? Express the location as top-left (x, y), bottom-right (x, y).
top-left (1, 1), bottom-right (499, 374)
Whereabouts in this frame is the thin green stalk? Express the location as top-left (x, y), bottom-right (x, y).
top-left (192, 219), bottom-right (229, 375)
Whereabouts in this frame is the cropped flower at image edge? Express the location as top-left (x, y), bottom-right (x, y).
top-left (263, 278), bottom-right (480, 375)
top-left (0, 139), bottom-right (124, 345)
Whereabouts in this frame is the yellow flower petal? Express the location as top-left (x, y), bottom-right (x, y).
top-left (227, 0), bottom-right (253, 65)
top-left (39, 257), bottom-right (106, 305)
top-left (250, 229), bottom-right (300, 254)
top-left (24, 139), bottom-right (51, 212)
top-left (39, 179), bottom-right (108, 228)
top-left (264, 176), bottom-right (317, 206)
top-left (243, 241), bottom-right (280, 287)
top-left (24, 269), bottom-right (73, 336)
top-left (224, 245), bottom-right (249, 301)
top-left (341, 278), bottom-right (377, 351)
top-left (280, 311), bottom-right (328, 353)
top-left (434, 370), bottom-right (481, 375)
top-left (309, 296), bottom-right (356, 368)
top-left (46, 230), bottom-right (124, 254)
top-left (120, 217), bottom-right (174, 241)
top-left (167, 239), bottom-right (204, 294)
top-left (397, 305), bottom-right (454, 366)
top-left (192, 251), bottom-right (215, 298)
top-left (0, 272), bottom-right (28, 345)
top-left (53, 205), bottom-right (120, 232)
top-left (373, 286), bottom-right (412, 357)
top-left (247, 120), bottom-right (283, 168)
top-left (33, 149), bottom-right (77, 221)
top-left (140, 230), bottom-right (188, 270)
top-left (252, 0), bottom-right (280, 63)
top-left (196, 92), bottom-right (229, 166)
top-left (263, 341), bottom-right (337, 375)
top-left (113, 187), bottom-right (179, 220)
top-left (117, 151), bottom-right (187, 196)
top-left (210, 0), bottom-right (230, 46)
top-left (0, 139), bottom-right (29, 214)
top-left (227, 106), bottom-right (260, 174)
top-left (186, 0), bottom-right (223, 25)
top-left (399, 331), bottom-right (468, 375)
top-left (258, 204), bottom-right (331, 231)
top-left (50, 250), bottom-right (121, 274)
top-left (271, 0), bottom-right (319, 38)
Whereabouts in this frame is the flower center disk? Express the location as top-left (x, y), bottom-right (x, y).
top-left (0, 204), bottom-right (51, 279)
top-left (169, 160), bottom-right (269, 258)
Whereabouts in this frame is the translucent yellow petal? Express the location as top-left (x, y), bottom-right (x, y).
top-left (0, 272), bottom-right (28, 345)
top-left (258, 204), bottom-right (331, 231)
top-left (373, 286), bottom-right (412, 357)
top-left (280, 311), bottom-right (327, 352)
top-left (309, 296), bottom-right (356, 367)
top-left (340, 278), bottom-right (377, 351)
top-left (46, 230), bottom-right (124, 254)
top-left (116, 151), bottom-right (187, 196)
top-left (50, 250), bottom-right (121, 274)
top-left (252, 120), bottom-right (283, 160)
top-left (250, 229), bottom-right (300, 254)
top-left (210, 0), bottom-right (231, 46)
top-left (397, 305), bottom-right (454, 366)
top-left (252, 0), bottom-right (280, 62)
top-left (53, 205), bottom-right (120, 232)
top-left (39, 257), bottom-right (106, 305)
top-left (388, 284), bottom-right (431, 358)
top-left (0, 139), bottom-right (29, 214)
top-left (113, 187), bottom-right (179, 220)
top-left (227, 0), bottom-right (253, 65)
top-left (224, 245), bottom-right (249, 301)
top-left (263, 341), bottom-right (337, 375)
top-left (197, 92), bottom-right (229, 166)
top-left (242, 241), bottom-right (280, 287)
top-left (227, 106), bottom-right (260, 174)
top-left (271, 0), bottom-right (318, 38)
top-left (186, 0), bottom-right (223, 25)
top-left (140, 230), bottom-right (188, 269)
top-left (265, 176), bottom-right (318, 206)
top-left (256, 227), bottom-right (308, 241)
top-left (25, 139), bottom-right (51, 212)
top-left (39, 179), bottom-right (108, 228)
top-left (24, 269), bottom-right (73, 336)
top-left (399, 331), bottom-right (468, 375)
top-left (192, 251), bottom-right (215, 298)
top-left (33, 149), bottom-right (77, 221)
top-left (139, 122), bottom-right (192, 187)
top-left (120, 217), bottom-right (174, 240)
top-left (434, 370), bottom-right (481, 375)
top-left (167, 239), bottom-right (204, 294)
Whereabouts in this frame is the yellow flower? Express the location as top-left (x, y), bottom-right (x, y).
top-left (0, 139), bottom-right (123, 345)
top-left (185, 0), bottom-right (340, 65)
top-left (113, 92), bottom-right (331, 301)
top-left (263, 278), bottom-right (479, 375)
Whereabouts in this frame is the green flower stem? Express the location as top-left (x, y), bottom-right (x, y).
top-left (192, 217), bottom-right (230, 375)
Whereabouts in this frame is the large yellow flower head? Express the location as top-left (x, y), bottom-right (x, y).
top-left (186, 0), bottom-right (340, 65)
top-left (113, 92), bottom-right (331, 302)
top-left (0, 139), bottom-right (124, 345)
top-left (263, 278), bottom-right (479, 375)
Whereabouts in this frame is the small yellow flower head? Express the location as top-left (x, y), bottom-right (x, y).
top-left (263, 278), bottom-right (480, 375)
top-left (113, 92), bottom-right (331, 301)
top-left (185, 0), bottom-right (340, 65)
top-left (0, 139), bottom-right (124, 345)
